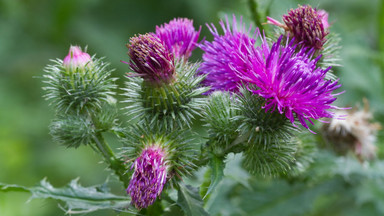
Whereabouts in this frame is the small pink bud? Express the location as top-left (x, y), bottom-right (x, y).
top-left (317, 10), bottom-right (329, 29)
top-left (63, 46), bottom-right (92, 72)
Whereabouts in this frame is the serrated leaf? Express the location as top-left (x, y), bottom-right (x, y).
top-left (0, 178), bottom-right (133, 214)
top-left (204, 155), bottom-right (225, 198)
top-left (177, 183), bottom-right (209, 216)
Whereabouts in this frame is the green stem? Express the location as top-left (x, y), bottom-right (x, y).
top-left (378, 0), bottom-right (384, 95)
top-left (247, 0), bottom-right (265, 34)
top-left (93, 132), bottom-right (130, 188)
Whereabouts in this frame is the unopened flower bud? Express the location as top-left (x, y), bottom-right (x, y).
top-left (127, 145), bottom-right (168, 209)
top-left (283, 5), bottom-right (328, 50)
top-left (126, 33), bottom-right (175, 85)
top-left (63, 46), bottom-right (93, 72)
top-left (267, 5), bottom-right (329, 50)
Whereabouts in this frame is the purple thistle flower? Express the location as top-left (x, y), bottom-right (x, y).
top-left (199, 16), bottom-right (257, 93)
top-left (127, 145), bottom-right (168, 209)
top-left (267, 5), bottom-right (329, 50)
top-left (126, 33), bottom-right (175, 85)
top-left (156, 18), bottom-right (201, 60)
top-left (235, 36), bottom-right (343, 132)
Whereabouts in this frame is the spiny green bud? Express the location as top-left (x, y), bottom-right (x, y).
top-left (123, 61), bottom-right (208, 129)
top-left (50, 115), bottom-right (95, 148)
top-left (43, 46), bottom-right (117, 114)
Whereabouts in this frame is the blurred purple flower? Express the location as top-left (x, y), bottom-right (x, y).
top-left (63, 45), bottom-right (92, 72)
top-left (126, 33), bottom-right (175, 85)
top-left (156, 18), bottom-right (201, 60)
top-left (235, 36), bottom-right (343, 132)
top-left (317, 9), bottom-right (329, 29)
top-left (199, 16), bottom-right (257, 93)
top-left (127, 145), bottom-right (168, 209)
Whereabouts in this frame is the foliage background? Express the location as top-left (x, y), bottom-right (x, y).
top-left (0, 0), bottom-right (383, 215)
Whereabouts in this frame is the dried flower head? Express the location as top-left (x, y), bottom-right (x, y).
top-left (126, 33), bottom-right (175, 84)
top-left (235, 36), bottom-right (343, 132)
top-left (267, 5), bottom-right (329, 50)
top-left (127, 145), bottom-right (168, 209)
top-left (322, 99), bottom-right (381, 161)
top-left (63, 45), bottom-right (92, 72)
top-left (199, 16), bottom-right (257, 92)
top-left (156, 18), bottom-right (201, 60)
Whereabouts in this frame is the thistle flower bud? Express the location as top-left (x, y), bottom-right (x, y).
top-left (63, 45), bottom-right (93, 72)
top-left (44, 46), bottom-right (117, 114)
top-left (284, 5), bottom-right (329, 50)
top-left (127, 33), bottom-right (175, 85)
top-left (127, 145), bottom-right (168, 209)
top-left (267, 5), bottom-right (329, 50)
top-left (156, 18), bottom-right (201, 60)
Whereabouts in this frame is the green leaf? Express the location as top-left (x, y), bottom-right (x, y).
top-left (204, 155), bottom-right (225, 198)
top-left (0, 178), bottom-right (133, 214)
top-left (177, 183), bottom-right (209, 216)
top-left (0, 183), bottom-right (29, 193)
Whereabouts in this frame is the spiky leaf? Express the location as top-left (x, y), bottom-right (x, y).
top-left (0, 178), bottom-right (133, 215)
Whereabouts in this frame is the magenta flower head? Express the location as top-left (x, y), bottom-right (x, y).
top-left (235, 36), bottom-right (343, 132)
top-left (156, 18), bottom-right (201, 60)
top-left (199, 15), bottom-right (257, 93)
top-left (126, 33), bottom-right (175, 85)
top-left (63, 45), bottom-right (92, 72)
top-left (267, 5), bottom-right (329, 50)
top-left (127, 145), bottom-right (168, 209)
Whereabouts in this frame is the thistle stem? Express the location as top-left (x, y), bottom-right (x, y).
top-left (247, 0), bottom-right (265, 34)
top-left (93, 132), bottom-right (130, 188)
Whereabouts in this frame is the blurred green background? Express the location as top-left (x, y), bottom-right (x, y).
top-left (0, 0), bottom-right (383, 215)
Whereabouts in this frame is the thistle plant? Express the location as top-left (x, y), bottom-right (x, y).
top-left (3, 4), bottom-right (370, 216)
